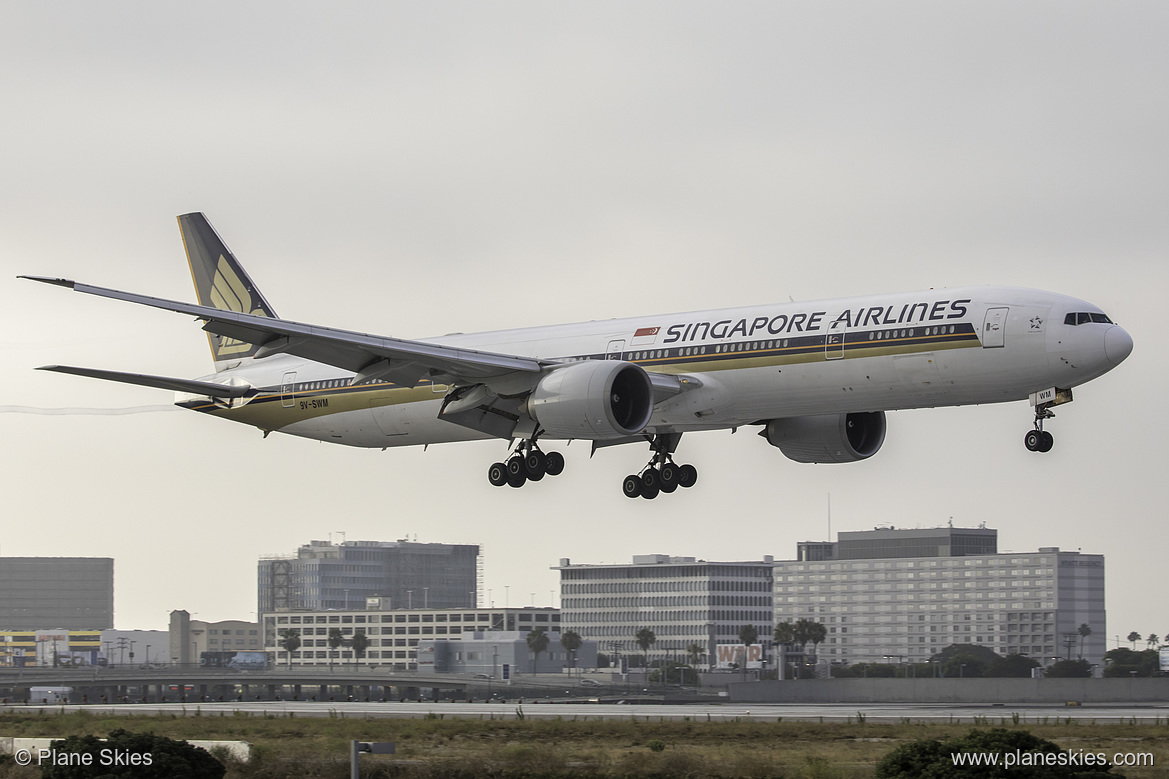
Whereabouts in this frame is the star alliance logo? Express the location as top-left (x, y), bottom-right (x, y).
top-left (1030, 316), bottom-right (1044, 331)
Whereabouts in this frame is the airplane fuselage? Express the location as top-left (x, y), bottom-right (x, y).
top-left (181, 285), bottom-right (1130, 448)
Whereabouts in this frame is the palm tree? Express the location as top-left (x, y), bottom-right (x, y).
top-left (793, 618), bottom-right (816, 652)
top-left (561, 630), bottom-right (582, 677)
top-left (1127, 631), bottom-right (1141, 650)
top-left (279, 629), bottom-right (301, 669)
top-left (526, 628), bottom-right (550, 675)
top-left (350, 631), bottom-right (370, 667)
top-left (1077, 624), bottom-right (1092, 659)
top-left (773, 622), bottom-right (796, 679)
top-left (1147, 634), bottom-right (1160, 650)
top-left (685, 642), bottom-right (705, 670)
top-left (635, 628), bottom-right (656, 685)
top-left (327, 628), bottom-right (345, 669)
top-left (806, 622), bottom-right (827, 659)
top-left (738, 624), bottom-right (758, 681)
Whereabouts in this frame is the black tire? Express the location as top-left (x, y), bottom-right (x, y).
top-left (544, 451), bottom-right (565, 476)
top-left (641, 468), bottom-right (661, 492)
top-left (1024, 430), bottom-right (1041, 451)
top-left (488, 462), bottom-right (507, 487)
top-left (622, 475), bottom-right (642, 499)
top-left (525, 451), bottom-right (546, 481)
top-left (506, 457), bottom-right (526, 487)
top-left (640, 482), bottom-right (660, 500)
top-left (677, 464), bottom-right (698, 488)
top-left (659, 464), bottom-right (679, 493)
top-left (1039, 431), bottom-right (1054, 452)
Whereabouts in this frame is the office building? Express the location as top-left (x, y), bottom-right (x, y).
top-left (169, 611), bottom-right (263, 665)
top-left (263, 603), bottom-right (560, 670)
top-left (775, 526), bottom-right (1106, 666)
top-left (554, 554), bottom-right (775, 665)
top-left (257, 539), bottom-right (480, 615)
top-left (0, 629), bottom-right (102, 668)
top-left (0, 557), bottom-right (114, 630)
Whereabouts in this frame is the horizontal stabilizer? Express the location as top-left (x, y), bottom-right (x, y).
top-left (37, 366), bottom-right (250, 398)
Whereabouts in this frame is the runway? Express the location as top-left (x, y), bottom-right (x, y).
top-left (7, 700), bottom-right (1169, 724)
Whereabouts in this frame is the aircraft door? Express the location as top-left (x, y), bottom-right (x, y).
top-left (280, 371), bottom-right (297, 408)
top-left (982, 307), bottom-right (1008, 348)
top-left (825, 319), bottom-right (845, 360)
top-left (606, 339), bottom-right (625, 360)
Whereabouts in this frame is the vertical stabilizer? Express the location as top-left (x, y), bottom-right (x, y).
top-left (178, 213), bottom-right (278, 370)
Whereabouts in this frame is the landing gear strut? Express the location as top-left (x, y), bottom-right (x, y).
top-left (488, 438), bottom-right (565, 488)
top-left (623, 435), bottom-right (698, 500)
top-left (1024, 404), bottom-right (1055, 453)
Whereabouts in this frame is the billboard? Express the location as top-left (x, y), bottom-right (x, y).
top-left (200, 651), bottom-right (268, 670)
top-left (715, 644), bottom-right (764, 670)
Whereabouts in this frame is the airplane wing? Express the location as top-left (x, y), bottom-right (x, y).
top-left (36, 365), bottom-right (251, 398)
top-left (21, 276), bottom-right (542, 387)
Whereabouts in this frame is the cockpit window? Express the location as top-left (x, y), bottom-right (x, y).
top-left (1064, 312), bottom-right (1114, 326)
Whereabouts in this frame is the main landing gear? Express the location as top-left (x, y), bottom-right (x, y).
top-left (1024, 404), bottom-right (1055, 453)
top-left (487, 440), bottom-right (565, 488)
top-left (622, 435), bottom-right (698, 500)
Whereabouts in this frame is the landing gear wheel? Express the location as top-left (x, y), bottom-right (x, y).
top-left (622, 475), bottom-right (643, 499)
top-left (506, 457), bottom-right (527, 487)
top-left (658, 464), bottom-right (679, 493)
top-left (1038, 431), bottom-right (1054, 452)
top-left (677, 464), bottom-right (698, 488)
top-left (488, 462), bottom-right (508, 487)
top-left (1024, 430), bottom-right (1041, 452)
top-left (525, 451), bottom-right (547, 481)
top-left (544, 451), bottom-right (565, 476)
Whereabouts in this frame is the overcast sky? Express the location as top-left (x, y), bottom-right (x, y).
top-left (2, 3), bottom-right (1165, 645)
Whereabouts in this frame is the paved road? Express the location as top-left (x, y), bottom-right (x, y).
top-left (6, 700), bottom-right (1169, 723)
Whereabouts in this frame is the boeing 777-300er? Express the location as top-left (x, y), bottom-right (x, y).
top-left (22, 213), bottom-right (1133, 499)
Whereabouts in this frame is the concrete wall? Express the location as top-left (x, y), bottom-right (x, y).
top-left (729, 678), bottom-right (1169, 704)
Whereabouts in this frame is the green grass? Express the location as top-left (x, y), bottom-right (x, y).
top-left (0, 710), bottom-right (1166, 777)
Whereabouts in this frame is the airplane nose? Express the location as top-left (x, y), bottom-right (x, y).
top-left (1105, 325), bottom-right (1133, 365)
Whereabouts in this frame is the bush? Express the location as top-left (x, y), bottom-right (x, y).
top-left (41, 729), bottom-right (225, 778)
top-left (876, 727), bottom-right (1123, 778)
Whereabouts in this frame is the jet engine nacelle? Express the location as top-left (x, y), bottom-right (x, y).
top-left (528, 360), bottom-right (654, 440)
top-left (762, 411), bottom-right (886, 463)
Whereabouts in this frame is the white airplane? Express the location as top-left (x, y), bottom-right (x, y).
top-left (23, 213), bottom-right (1132, 499)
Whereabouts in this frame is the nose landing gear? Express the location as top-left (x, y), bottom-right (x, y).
top-left (622, 435), bottom-right (698, 500)
top-left (1024, 405), bottom-right (1055, 453)
top-left (488, 439), bottom-right (565, 488)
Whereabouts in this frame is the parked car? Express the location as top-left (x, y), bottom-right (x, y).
top-left (579, 678), bottom-right (604, 687)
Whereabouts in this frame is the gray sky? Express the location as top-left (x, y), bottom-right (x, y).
top-left (2, 3), bottom-right (1165, 644)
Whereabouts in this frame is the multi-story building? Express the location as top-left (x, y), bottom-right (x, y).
top-left (775, 527), bottom-right (1106, 666)
top-left (168, 611), bottom-right (263, 665)
top-left (554, 554), bottom-right (775, 666)
top-left (262, 604), bottom-right (560, 670)
top-left (257, 539), bottom-right (481, 615)
top-left (0, 557), bottom-right (114, 629)
top-left (0, 629), bottom-right (102, 667)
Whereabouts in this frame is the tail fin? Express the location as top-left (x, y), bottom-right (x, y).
top-left (178, 212), bottom-right (278, 369)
